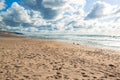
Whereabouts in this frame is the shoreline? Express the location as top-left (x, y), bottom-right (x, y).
top-left (0, 30), bottom-right (120, 53)
top-left (1, 30), bottom-right (120, 52)
top-left (0, 31), bottom-right (120, 79)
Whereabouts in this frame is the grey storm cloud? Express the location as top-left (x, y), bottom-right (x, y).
top-left (22, 0), bottom-right (67, 19)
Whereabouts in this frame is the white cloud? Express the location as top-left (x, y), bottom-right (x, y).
top-left (0, 2), bottom-right (32, 31)
top-left (0, 2), bottom-right (51, 31)
top-left (22, 0), bottom-right (67, 19)
top-left (42, 0), bottom-right (67, 8)
top-left (85, 1), bottom-right (120, 20)
top-left (0, 0), bottom-right (6, 10)
top-left (22, 0), bottom-right (86, 19)
top-left (1, 2), bottom-right (31, 25)
top-left (0, 0), bottom-right (120, 36)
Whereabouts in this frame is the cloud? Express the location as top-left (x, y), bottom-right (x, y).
top-left (0, 0), bottom-right (6, 10)
top-left (22, 0), bottom-right (68, 19)
top-left (42, 0), bottom-right (67, 8)
top-left (85, 1), bottom-right (120, 20)
top-left (0, 2), bottom-right (52, 31)
top-left (0, 0), bottom-right (120, 35)
top-left (0, 2), bottom-right (31, 27)
top-left (22, 0), bottom-right (86, 19)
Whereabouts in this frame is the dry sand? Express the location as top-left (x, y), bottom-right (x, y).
top-left (0, 31), bottom-right (120, 80)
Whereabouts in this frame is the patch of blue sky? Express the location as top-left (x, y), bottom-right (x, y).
top-left (0, 0), bottom-right (21, 12)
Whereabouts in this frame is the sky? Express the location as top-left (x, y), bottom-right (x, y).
top-left (0, 0), bottom-right (120, 35)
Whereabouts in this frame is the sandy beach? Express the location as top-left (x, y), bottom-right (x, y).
top-left (0, 31), bottom-right (120, 80)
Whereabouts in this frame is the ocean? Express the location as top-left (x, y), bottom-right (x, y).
top-left (23, 32), bottom-right (120, 50)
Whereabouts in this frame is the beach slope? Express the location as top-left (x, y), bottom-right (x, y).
top-left (0, 31), bottom-right (120, 80)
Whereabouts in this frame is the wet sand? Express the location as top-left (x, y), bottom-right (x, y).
top-left (0, 31), bottom-right (120, 80)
